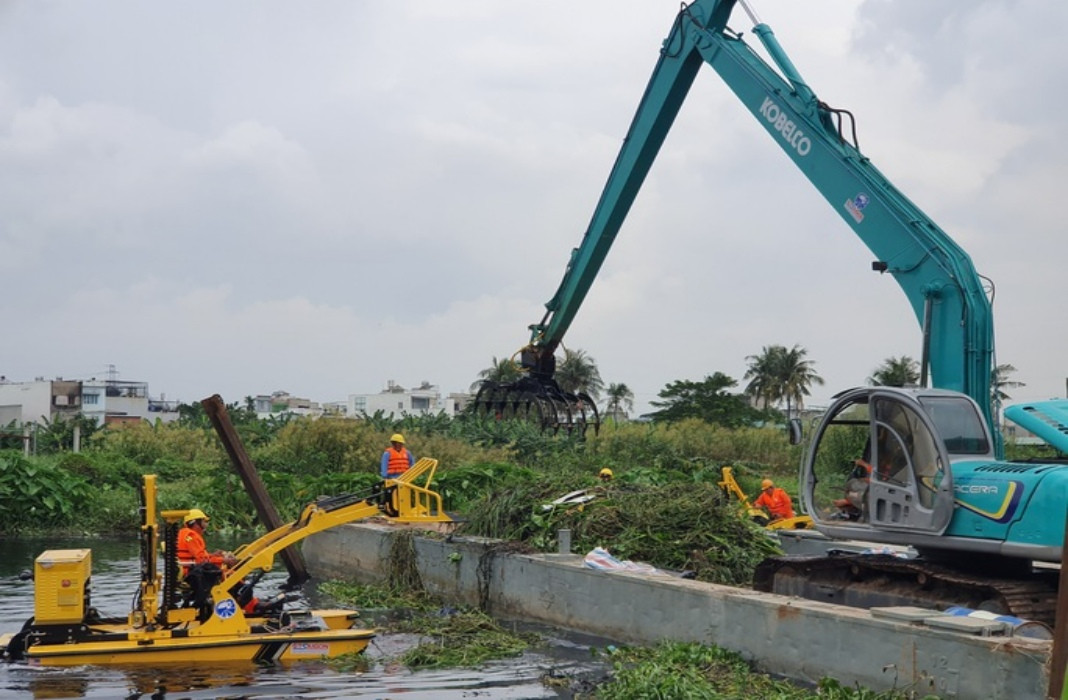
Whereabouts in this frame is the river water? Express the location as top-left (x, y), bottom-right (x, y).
top-left (0, 537), bottom-right (612, 699)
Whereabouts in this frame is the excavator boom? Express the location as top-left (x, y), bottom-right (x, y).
top-left (471, 1), bottom-right (1068, 624)
top-left (477, 0), bottom-right (995, 436)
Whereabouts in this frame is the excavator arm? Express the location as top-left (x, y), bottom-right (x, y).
top-left (148, 459), bottom-right (453, 629)
top-left (223, 457), bottom-right (452, 585)
top-left (478, 0), bottom-right (995, 435)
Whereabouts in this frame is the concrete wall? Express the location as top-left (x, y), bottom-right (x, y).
top-left (303, 522), bottom-right (1052, 700)
top-left (0, 382), bottom-right (49, 424)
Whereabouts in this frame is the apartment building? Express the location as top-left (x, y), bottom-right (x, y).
top-left (348, 380), bottom-right (469, 419)
top-left (0, 376), bottom-right (178, 427)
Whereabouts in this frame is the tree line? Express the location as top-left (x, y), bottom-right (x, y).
top-left (0, 346), bottom-right (1025, 456)
top-left (474, 345), bottom-right (1025, 425)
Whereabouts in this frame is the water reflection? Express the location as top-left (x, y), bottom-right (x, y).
top-left (0, 537), bottom-right (609, 699)
top-left (5, 651), bottom-right (598, 699)
top-left (10, 663), bottom-right (257, 700)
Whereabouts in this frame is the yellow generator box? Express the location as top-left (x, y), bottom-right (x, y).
top-left (34, 549), bottom-right (91, 625)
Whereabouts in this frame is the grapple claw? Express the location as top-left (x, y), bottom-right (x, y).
top-left (474, 376), bottom-right (600, 436)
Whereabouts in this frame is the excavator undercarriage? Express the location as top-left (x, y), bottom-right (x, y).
top-left (753, 552), bottom-right (1059, 629)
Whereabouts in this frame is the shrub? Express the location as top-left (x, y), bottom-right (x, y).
top-left (93, 421), bottom-right (222, 467)
top-left (0, 451), bottom-right (94, 533)
top-left (249, 418), bottom-right (380, 476)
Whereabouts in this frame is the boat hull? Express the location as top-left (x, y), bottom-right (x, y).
top-left (20, 626), bottom-right (373, 667)
top-left (3, 608), bottom-right (374, 667)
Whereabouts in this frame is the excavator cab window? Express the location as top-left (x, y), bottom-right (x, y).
top-left (807, 397), bottom-right (871, 522)
top-left (917, 396), bottom-right (992, 456)
top-left (864, 396), bottom-right (951, 530)
top-left (807, 391), bottom-right (952, 531)
top-left (871, 398), bottom-right (942, 510)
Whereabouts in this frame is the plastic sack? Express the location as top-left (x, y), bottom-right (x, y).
top-left (583, 547), bottom-right (660, 575)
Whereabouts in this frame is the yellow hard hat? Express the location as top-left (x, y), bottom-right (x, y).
top-left (390, 433), bottom-right (405, 444)
top-left (761, 479), bottom-right (774, 489)
top-left (184, 508), bottom-right (209, 524)
top-left (599, 468), bottom-right (613, 479)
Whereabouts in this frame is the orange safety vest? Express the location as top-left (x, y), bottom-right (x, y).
top-left (176, 526), bottom-right (225, 573)
top-left (386, 446), bottom-right (412, 476)
top-left (753, 487), bottom-right (795, 520)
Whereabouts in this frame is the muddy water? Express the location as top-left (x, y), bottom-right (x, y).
top-left (0, 537), bottom-right (612, 699)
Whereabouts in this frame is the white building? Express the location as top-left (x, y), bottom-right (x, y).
top-left (253, 391), bottom-right (322, 418)
top-left (348, 380), bottom-right (469, 419)
top-left (0, 378), bottom-right (79, 426)
top-left (0, 376), bottom-right (178, 427)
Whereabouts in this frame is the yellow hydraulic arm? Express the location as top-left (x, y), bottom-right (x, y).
top-left (718, 467), bottom-right (812, 531)
top-left (224, 457), bottom-right (453, 585)
top-left (145, 458), bottom-right (453, 632)
top-left (718, 467), bottom-right (758, 512)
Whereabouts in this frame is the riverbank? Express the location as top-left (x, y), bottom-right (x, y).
top-left (303, 521), bottom-right (1052, 700)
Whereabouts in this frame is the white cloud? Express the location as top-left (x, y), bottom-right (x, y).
top-left (0, 0), bottom-right (1063, 417)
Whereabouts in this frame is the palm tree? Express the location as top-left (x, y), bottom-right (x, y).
top-left (555, 348), bottom-right (604, 401)
top-left (743, 346), bottom-right (781, 410)
top-left (991, 363), bottom-right (1025, 432)
top-left (992, 363), bottom-right (1024, 404)
top-left (868, 356), bottom-right (920, 387)
top-left (471, 356), bottom-right (522, 392)
top-left (744, 344), bottom-right (823, 418)
top-left (177, 401), bottom-right (210, 429)
top-left (778, 344), bottom-right (824, 419)
top-left (604, 382), bottom-right (635, 420)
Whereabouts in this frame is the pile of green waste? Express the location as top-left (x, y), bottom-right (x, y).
top-left (321, 579), bottom-right (535, 671)
top-left (460, 480), bottom-right (780, 586)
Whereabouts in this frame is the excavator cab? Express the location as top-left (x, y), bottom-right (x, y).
top-left (802, 387), bottom-right (957, 540)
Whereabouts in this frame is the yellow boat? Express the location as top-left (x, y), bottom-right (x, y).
top-left (1, 460), bottom-right (453, 667)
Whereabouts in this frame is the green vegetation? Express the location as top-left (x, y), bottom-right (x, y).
top-left (322, 533), bottom-right (538, 671)
top-left (0, 408), bottom-right (803, 542)
top-left (2, 348), bottom-right (1036, 695)
top-left (0, 395), bottom-right (970, 698)
top-left (398, 611), bottom-right (535, 669)
top-left (461, 478), bottom-right (779, 585)
top-left (868, 356), bottom-right (921, 387)
top-left (0, 451), bottom-right (94, 529)
top-left (319, 579), bottom-right (439, 612)
top-left (556, 348), bottom-right (605, 401)
top-left (324, 581), bottom-right (534, 669)
top-left (744, 344), bottom-right (825, 418)
top-left (593, 642), bottom-right (939, 699)
top-left (647, 373), bottom-right (776, 427)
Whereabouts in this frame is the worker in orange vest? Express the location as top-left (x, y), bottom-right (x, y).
top-left (176, 509), bottom-right (236, 574)
top-left (380, 433), bottom-right (415, 478)
top-left (752, 478), bottom-right (796, 521)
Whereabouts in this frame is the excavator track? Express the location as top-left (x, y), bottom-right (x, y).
top-left (753, 553), bottom-right (1060, 628)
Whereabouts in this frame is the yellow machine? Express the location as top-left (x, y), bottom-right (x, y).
top-left (718, 467), bottom-right (812, 531)
top-left (33, 549), bottom-right (92, 626)
top-left (1, 458), bottom-right (453, 666)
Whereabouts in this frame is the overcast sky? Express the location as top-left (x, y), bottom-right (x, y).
top-left (1, 0), bottom-right (1064, 418)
